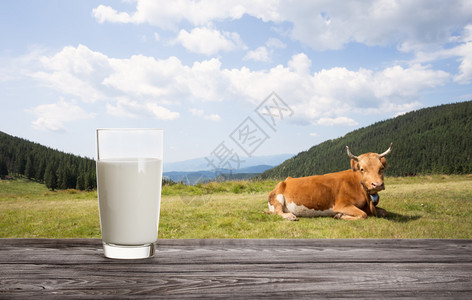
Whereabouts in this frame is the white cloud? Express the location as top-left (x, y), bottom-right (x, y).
top-left (454, 42), bottom-right (472, 84)
top-left (92, 1), bottom-right (279, 29)
top-left (93, 1), bottom-right (472, 52)
top-left (91, 1), bottom-right (472, 84)
top-left (106, 101), bottom-right (139, 119)
top-left (0, 49), bottom-right (46, 82)
top-left (28, 46), bottom-right (450, 128)
top-left (277, 0), bottom-right (472, 51)
top-left (317, 117), bottom-right (358, 127)
top-left (190, 108), bottom-right (205, 117)
top-left (29, 99), bottom-right (95, 131)
top-left (244, 38), bottom-right (287, 62)
top-left (266, 38), bottom-right (286, 49)
top-left (146, 103), bottom-right (180, 120)
top-left (243, 46), bottom-right (270, 62)
top-left (106, 98), bottom-right (180, 121)
top-left (175, 27), bottom-right (245, 55)
top-left (288, 53), bottom-right (311, 74)
top-left (204, 114), bottom-right (222, 122)
top-left (407, 25), bottom-right (472, 85)
top-left (373, 64), bottom-right (450, 100)
top-left (103, 54), bottom-right (228, 103)
top-left (451, 25), bottom-right (472, 84)
top-left (225, 53), bottom-right (450, 123)
top-left (103, 55), bottom-right (183, 100)
top-left (31, 46), bottom-right (182, 121)
top-left (37, 46), bottom-right (227, 106)
top-left (190, 108), bottom-right (221, 121)
top-left (30, 44), bottom-right (111, 103)
top-left (92, 5), bottom-right (133, 24)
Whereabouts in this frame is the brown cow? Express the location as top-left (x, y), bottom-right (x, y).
top-left (267, 143), bottom-right (392, 221)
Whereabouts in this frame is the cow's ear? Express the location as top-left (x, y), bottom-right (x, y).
top-left (351, 159), bottom-right (359, 171)
top-left (380, 157), bottom-right (388, 168)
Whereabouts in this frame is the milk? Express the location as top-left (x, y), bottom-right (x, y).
top-left (97, 158), bottom-right (162, 245)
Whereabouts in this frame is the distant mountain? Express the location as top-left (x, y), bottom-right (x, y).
top-left (163, 164), bottom-right (274, 184)
top-left (236, 164), bottom-right (274, 174)
top-left (163, 153), bottom-right (293, 172)
top-left (259, 100), bottom-right (472, 179)
top-left (163, 170), bottom-right (216, 185)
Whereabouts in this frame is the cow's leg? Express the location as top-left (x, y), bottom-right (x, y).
top-left (267, 188), bottom-right (298, 221)
top-left (367, 201), bottom-right (388, 218)
top-left (333, 205), bottom-right (368, 220)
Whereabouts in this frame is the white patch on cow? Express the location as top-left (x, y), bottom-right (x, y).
top-left (268, 202), bottom-right (275, 213)
top-left (276, 194), bottom-right (291, 213)
top-left (276, 194), bottom-right (285, 205)
top-left (286, 202), bottom-right (336, 217)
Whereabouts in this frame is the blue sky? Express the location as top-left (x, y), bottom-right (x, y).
top-left (1, 0), bottom-right (471, 165)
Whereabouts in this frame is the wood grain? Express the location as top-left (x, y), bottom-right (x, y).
top-left (1, 239), bottom-right (471, 298)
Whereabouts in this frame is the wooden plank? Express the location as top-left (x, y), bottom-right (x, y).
top-left (1, 265), bottom-right (471, 298)
top-left (1, 239), bottom-right (471, 264)
top-left (1, 239), bottom-right (471, 298)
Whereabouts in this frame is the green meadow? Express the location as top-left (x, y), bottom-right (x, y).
top-left (1, 175), bottom-right (471, 239)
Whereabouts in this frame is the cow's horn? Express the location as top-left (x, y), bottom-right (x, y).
top-left (346, 146), bottom-right (358, 161)
top-left (379, 142), bottom-right (393, 158)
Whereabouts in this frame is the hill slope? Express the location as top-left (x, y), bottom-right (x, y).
top-left (0, 131), bottom-right (96, 190)
top-left (259, 100), bottom-right (472, 179)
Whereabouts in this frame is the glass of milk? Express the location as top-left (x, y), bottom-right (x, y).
top-left (96, 129), bottom-right (163, 259)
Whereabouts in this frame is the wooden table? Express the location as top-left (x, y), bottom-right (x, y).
top-left (1, 239), bottom-right (471, 299)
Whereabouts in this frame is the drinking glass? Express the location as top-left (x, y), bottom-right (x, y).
top-left (96, 129), bottom-right (163, 259)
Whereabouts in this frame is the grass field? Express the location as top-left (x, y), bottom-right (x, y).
top-left (1, 175), bottom-right (471, 239)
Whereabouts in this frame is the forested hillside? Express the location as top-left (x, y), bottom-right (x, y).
top-left (0, 131), bottom-right (96, 190)
top-left (259, 100), bottom-right (472, 179)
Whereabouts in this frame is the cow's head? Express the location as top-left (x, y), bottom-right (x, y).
top-left (346, 143), bottom-right (393, 194)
